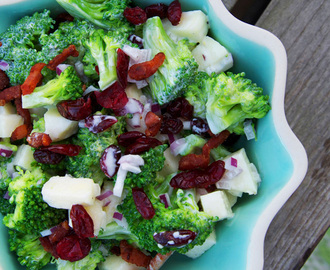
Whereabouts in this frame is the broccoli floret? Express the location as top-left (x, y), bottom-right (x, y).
top-left (143, 16), bottom-right (198, 105)
top-left (56, 0), bottom-right (134, 32)
top-left (66, 116), bottom-right (127, 184)
top-left (121, 144), bottom-right (168, 188)
top-left (8, 230), bottom-right (52, 270)
top-left (118, 185), bottom-right (215, 254)
top-left (185, 72), bottom-right (271, 135)
top-left (0, 156), bottom-right (15, 216)
top-left (83, 29), bottom-right (136, 89)
top-left (0, 10), bottom-right (55, 85)
top-left (3, 167), bottom-right (67, 234)
top-left (21, 66), bottom-right (83, 108)
top-left (98, 221), bottom-right (139, 243)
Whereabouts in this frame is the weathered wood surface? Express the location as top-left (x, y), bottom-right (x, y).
top-left (223, 0), bottom-right (330, 268)
top-left (255, 0), bottom-right (330, 269)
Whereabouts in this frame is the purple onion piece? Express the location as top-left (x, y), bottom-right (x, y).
top-left (100, 145), bottom-right (121, 178)
top-left (96, 190), bottom-right (114, 201)
top-left (113, 212), bottom-right (123, 221)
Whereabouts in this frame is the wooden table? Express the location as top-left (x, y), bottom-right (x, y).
top-left (222, 0), bottom-right (330, 269)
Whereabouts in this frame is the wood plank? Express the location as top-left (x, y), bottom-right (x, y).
top-left (255, 0), bottom-right (330, 269)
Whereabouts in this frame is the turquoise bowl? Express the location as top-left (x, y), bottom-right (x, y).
top-left (0, 0), bottom-right (308, 269)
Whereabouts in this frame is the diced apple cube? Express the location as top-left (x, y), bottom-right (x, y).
top-left (224, 191), bottom-right (238, 207)
top-left (12, 145), bottom-right (34, 171)
top-left (42, 175), bottom-right (100, 209)
top-left (200, 190), bottom-right (234, 220)
top-left (0, 103), bottom-right (16, 115)
top-left (192, 36), bottom-right (233, 75)
top-left (163, 11), bottom-right (209, 43)
top-left (84, 199), bottom-right (107, 236)
top-left (44, 106), bottom-right (78, 142)
top-left (125, 84), bottom-right (143, 100)
top-left (99, 254), bottom-right (146, 270)
top-left (0, 114), bottom-right (24, 138)
top-left (184, 229), bottom-right (216, 259)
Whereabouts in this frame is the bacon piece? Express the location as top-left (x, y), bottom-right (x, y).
top-left (119, 240), bottom-right (152, 268)
top-left (27, 132), bottom-right (52, 148)
top-left (14, 97), bottom-right (31, 125)
top-left (147, 252), bottom-right (173, 270)
top-left (145, 111), bottom-right (162, 137)
top-left (10, 124), bottom-right (32, 142)
top-left (128, 52), bottom-right (165, 80)
top-left (21, 63), bottom-right (46, 95)
top-left (0, 85), bottom-right (21, 104)
top-left (0, 70), bottom-right (10, 91)
top-left (47, 45), bottom-right (79, 71)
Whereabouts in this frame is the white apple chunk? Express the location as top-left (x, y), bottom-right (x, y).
top-left (0, 114), bottom-right (23, 138)
top-left (162, 11), bottom-right (209, 43)
top-left (44, 106), bottom-right (78, 142)
top-left (200, 190), bottom-right (234, 220)
top-left (184, 229), bottom-right (216, 259)
top-left (158, 148), bottom-right (180, 177)
top-left (12, 145), bottom-right (34, 171)
top-left (0, 103), bottom-right (16, 115)
top-left (192, 36), bottom-right (233, 75)
top-left (84, 199), bottom-right (107, 236)
top-left (42, 175), bottom-right (100, 209)
top-left (99, 254), bottom-right (146, 270)
top-left (125, 84), bottom-right (143, 100)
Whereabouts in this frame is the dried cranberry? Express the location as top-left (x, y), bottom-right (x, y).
top-left (56, 234), bottom-right (91, 262)
top-left (94, 81), bottom-right (128, 110)
top-left (145, 3), bottom-right (168, 19)
top-left (167, 0), bottom-right (182, 25)
top-left (125, 137), bottom-right (162, 154)
top-left (160, 115), bottom-right (183, 134)
top-left (191, 117), bottom-right (210, 136)
top-left (34, 149), bottom-right (65, 164)
top-left (153, 230), bottom-right (197, 247)
top-left (84, 91), bottom-right (102, 113)
top-left (84, 115), bottom-right (118, 133)
top-left (70, 205), bottom-right (94, 238)
top-left (116, 48), bottom-right (129, 88)
top-left (57, 97), bottom-right (92, 121)
top-left (166, 97), bottom-right (194, 120)
top-left (42, 144), bottom-right (82, 157)
top-left (48, 220), bottom-right (72, 244)
top-left (145, 111), bottom-right (162, 137)
top-left (132, 188), bottom-right (155, 220)
top-left (117, 131), bottom-right (146, 147)
top-left (39, 236), bottom-right (59, 258)
top-left (205, 160), bottom-right (225, 184)
top-left (123, 6), bottom-right (148, 25)
top-left (100, 145), bottom-right (121, 178)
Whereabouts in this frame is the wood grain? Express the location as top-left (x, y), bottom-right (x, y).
top-left (255, 0), bottom-right (330, 269)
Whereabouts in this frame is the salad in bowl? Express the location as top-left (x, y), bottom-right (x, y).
top-left (0, 0), bottom-right (302, 270)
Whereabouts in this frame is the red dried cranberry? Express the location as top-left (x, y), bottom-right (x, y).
top-left (57, 97), bottom-right (92, 121)
top-left (166, 97), bottom-right (193, 120)
top-left (42, 144), bottom-right (82, 157)
top-left (48, 220), bottom-right (72, 244)
top-left (100, 145), bottom-right (121, 178)
top-left (117, 131), bottom-right (146, 147)
top-left (160, 115), bottom-right (183, 134)
top-left (84, 115), bottom-right (118, 133)
top-left (128, 34), bottom-right (144, 49)
top-left (167, 0), bottom-right (182, 25)
top-left (70, 205), bottom-right (94, 238)
top-left (205, 160), bottom-right (225, 184)
top-left (145, 111), bottom-right (162, 137)
top-left (56, 234), bottom-right (91, 262)
top-left (191, 117), bottom-right (210, 136)
top-left (94, 81), bottom-right (128, 110)
top-left (145, 3), bottom-right (168, 19)
top-left (39, 236), bottom-right (59, 258)
top-left (125, 137), bottom-right (162, 154)
top-left (34, 149), bottom-right (65, 164)
top-left (123, 6), bottom-right (148, 25)
top-left (153, 230), bottom-right (197, 247)
top-left (132, 188), bottom-right (155, 220)
top-left (116, 48), bottom-right (129, 88)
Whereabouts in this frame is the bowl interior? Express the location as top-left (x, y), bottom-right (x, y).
top-left (0, 0), bottom-right (297, 269)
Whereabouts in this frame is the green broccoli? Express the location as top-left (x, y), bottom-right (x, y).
top-left (0, 10), bottom-right (55, 85)
top-left (56, 0), bottom-right (134, 32)
top-left (21, 66), bottom-right (83, 108)
top-left (98, 221), bottom-right (139, 243)
top-left (66, 116), bottom-right (127, 184)
top-left (3, 167), bottom-right (67, 234)
top-left (143, 16), bottom-right (199, 105)
top-left (0, 157), bottom-right (15, 216)
top-left (118, 185), bottom-right (216, 255)
top-left (83, 29), bottom-right (136, 89)
top-left (185, 72), bottom-right (271, 135)
top-left (8, 230), bottom-right (52, 270)
top-left (120, 144), bottom-right (168, 188)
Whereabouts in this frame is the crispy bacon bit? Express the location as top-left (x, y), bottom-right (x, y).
top-left (14, 97), bottom-right (31, 126)
top-left (179, 130), bottom-right (230, 171)
top-left (147, 252), bottom-right (173, 270)
top-left (27, 132), bottom-right (52, 148)
top-left (10, 124), bottom-right (32, 142)
top-left (128, 52), bottom-right (165, 81)
top-left (119, 240), bottom-right (152, 267)
top-left (0, 85), bottom-right (21, 103)
top-left (21, 63), bottom-right (46, 95)
top-left (0, 70), bottom-right (10, 91)
top-left (47, 45), bottom-right (79, 71)
top-left (145, 111), bottom-right (162, 137)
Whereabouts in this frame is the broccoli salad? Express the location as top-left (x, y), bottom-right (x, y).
top-left (0, 0), bottom-right (270, 269)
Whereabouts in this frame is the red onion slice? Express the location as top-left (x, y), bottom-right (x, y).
top-left (113, 212), bottom-right (123, 221)
top-left (231, 157), bottom-right (238, 167)
top-left (96, 190), bottom-right (114, 201)
top-left (159, 193), bottom-right (171, 208)
top-left (40, 228), bottom-right (53, 237)
top-left (3, 191), bottom-right (10, 200)
top-left (100, 145), bottom-right (121, 178)
top-left (56, 64), bottom-right (71, 76)
top-left (118, 154), bottom-right (144, 166)
top-left (120, 162), bottom-right (141, 173)
top-left (115, 98), bottom-right (143, 116)
top-left (0, 145), bottom-right (14, 158)
top-left (170, 138), bottom-right (186, 156)
top-left (113, 167), bottom-right (128, 197)
top-left (243, 120), bottom-right (255, 140)
top-left (0, 60), bottom-right (9, 71)
top-left (83, 85), bottom-right (100, 96)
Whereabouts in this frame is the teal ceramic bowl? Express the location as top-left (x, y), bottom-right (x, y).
top-left (0, 0), bottom-right (308, 269)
